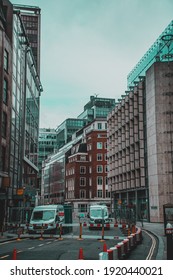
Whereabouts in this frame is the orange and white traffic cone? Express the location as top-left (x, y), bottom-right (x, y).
top-left (12, 248), bottom-right (17, 260)
top-left (103, 243), bottom-right (107, 252)
top-left (78, 248), bottom-right (84, 260)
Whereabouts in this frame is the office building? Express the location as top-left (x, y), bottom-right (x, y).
top-left (108, 21), bottom-right (173, 222)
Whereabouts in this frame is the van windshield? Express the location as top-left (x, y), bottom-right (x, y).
top-left (32, 210), bottom-right (55, 221)
top-left (90, 208), bottom-right (107, 217)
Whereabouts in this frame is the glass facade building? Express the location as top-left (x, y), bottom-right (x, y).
top-left (9, 6), bottom-right (42, 213)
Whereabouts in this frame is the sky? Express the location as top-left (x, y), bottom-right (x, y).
top-left (11, 0), bottom-right (173, 129)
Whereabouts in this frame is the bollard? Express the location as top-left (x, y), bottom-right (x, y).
top-left (58, 224), bottom-right (63, 240)
top-left (107, 249), bottom-right (113, 260)
top-left (99, 252), bottom-right (108, 260)
top-left (39, 225), bottom-right (44, 240)
top-left (103, 243), bottom-right (107, 252)
top-left (116, 244), bottom-right (122, 259)
top-left (12, 248), bottom-right (17, 260)
top-left (100, 224), bottom-right (105, 241)
top-left (16, 229), bottom-right (21, 241)
top-left (77, 222), bottom-right (83, 240)
top-left (78, 248), bottom-right (84, 260)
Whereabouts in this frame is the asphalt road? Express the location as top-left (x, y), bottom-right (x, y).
top-left (0, 226), bottom-right (158, 260)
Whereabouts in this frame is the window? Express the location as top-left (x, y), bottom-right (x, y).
top-left (97, 123), bottom-right (102, 130)
top-left (80, 166), bottom-right (86, 174)
top-left (97, 190), bottom-right (103, 198)
top-left (0, 146), bottom-right (5, 171)
top-left (3, 79), bottom-right (8, 104)
top-left (80, 177), bottom-right (86, 186)
top-left (80, 155), bottom-right (86, 161)
top-left (105, 165), bottom-right (108, 172)
top-left (87, 144), bottom-right (92, 151)
top-left (97, 142), bottom-right (102, 149)
top-left (4, 49), bottom-right (9, 72)
top-left (78, 204), bottom-right (87, 212)
top-left (97, 176), bottom-right (103, 185)
top-left (97, 153), bottom-right (102, 161)
top-left (89, 166), bottom-right (92, 173)
top-left (97, 165), bottom-right (103, 173)
top-left (2, 112), bottom-right (7, 138)
top-left (105, 190), bottom-right (110, 198)
top-left (80, 190), bottom-right (86, 199)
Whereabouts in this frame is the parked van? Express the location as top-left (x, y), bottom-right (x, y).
top-left (89, 204), bottom-right (110, 229)
top-left (28, 204), bottom-right (64, 234)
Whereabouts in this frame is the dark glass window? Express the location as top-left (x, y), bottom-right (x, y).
top-left (4, 49), bottom-right (9, 72)
top-left (2, 112), bottom-right (7, 138)
top-left (3, 79), bottom-right (8, 104)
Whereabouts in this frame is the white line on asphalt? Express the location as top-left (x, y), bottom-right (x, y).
top-left (0, 255), bottom-right (9, 259)
top-left (46, 242), bottom-right (52, 244)
top-left (28, 247), bottom-right (35, 250)
top-left (38, 244), bottom-right (44, 247)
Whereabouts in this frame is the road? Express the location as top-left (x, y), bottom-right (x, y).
top-left (0, 225), bottom-right (158, 260)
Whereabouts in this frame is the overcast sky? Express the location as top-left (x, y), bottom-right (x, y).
top-left (11, 0), bottom-right (173, 129)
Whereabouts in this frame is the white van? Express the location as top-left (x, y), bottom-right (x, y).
top-left (28, 204), bottom-right (64, 234)
top-left (89, 205), bottom-right (110, 229)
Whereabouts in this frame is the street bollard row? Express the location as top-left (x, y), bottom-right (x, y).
top-left (99, 226), bottom-right (143, 260)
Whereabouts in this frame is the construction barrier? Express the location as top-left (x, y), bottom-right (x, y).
top-left (109, 246), bottom-right (118, 260)
top-left (99, 226), bottom-right (143, 260)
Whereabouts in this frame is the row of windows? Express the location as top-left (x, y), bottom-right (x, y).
top-left (68, 190), bottom-right (111, 200)
top-left (67, 190), bottom-right (111, 200)
top-left (66, 165), bottom-right (108, 176)
top-left (66, 176), bottom-right (108, 187)
top-left (87, 142), bottom-right (107, 150)
top-left (69, 153), bottom-right (108, 164)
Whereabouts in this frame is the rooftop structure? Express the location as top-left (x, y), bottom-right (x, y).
top-left (128, 20), bottom-right (173, 87)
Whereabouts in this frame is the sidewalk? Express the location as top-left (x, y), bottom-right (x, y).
top-left (136, 221), bottom-right (167, 260)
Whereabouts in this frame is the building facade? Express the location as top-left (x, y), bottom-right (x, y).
top-left (0, 1), bottom-right (42, 227)
top-left (0, 0), bottom-right (13, 231)
top-left (107, 79), bottom-right (148, 220)
top-left (108, 21), bottom-right (173, 223)
top-left (65, 119), bottom-right (110, 215)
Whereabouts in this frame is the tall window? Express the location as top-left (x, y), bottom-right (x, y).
top-left (0, 146), bottom-right (5, 171)
top-left (97, 123), bottom-right (102, 130)
top-left (2, 112), bottom-right (7, 138)
top-left (78, 203), bottom-right (87, 212)
top-left (80, 177), bottom-right (86, 186)
top-left (80, 190), bottom-right (86, 199)
top-left (4, 49), bottom-right (9, 72)
top-left (97, 190), bottom-right (103, 198)
top-left (97, 176), bottom-right (103, 185)
top-left (97, 165), bottom-right (103, 173)
top-left (3, 79), bottom-right (8, 104)
top-left (97, 153), bottom-right (102, 161)
top-left (80, 166), bottom-right (86, 174)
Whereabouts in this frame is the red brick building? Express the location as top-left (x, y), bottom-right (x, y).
top-left (65, 119), bottom-right (111, 216)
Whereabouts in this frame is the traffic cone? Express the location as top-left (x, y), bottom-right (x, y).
top-left (78, 247), bottom-right (84, 259)
top-left (12, 248), bottom-right (17, 260)
top-left (103, 243), bottom-right (107, 252)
